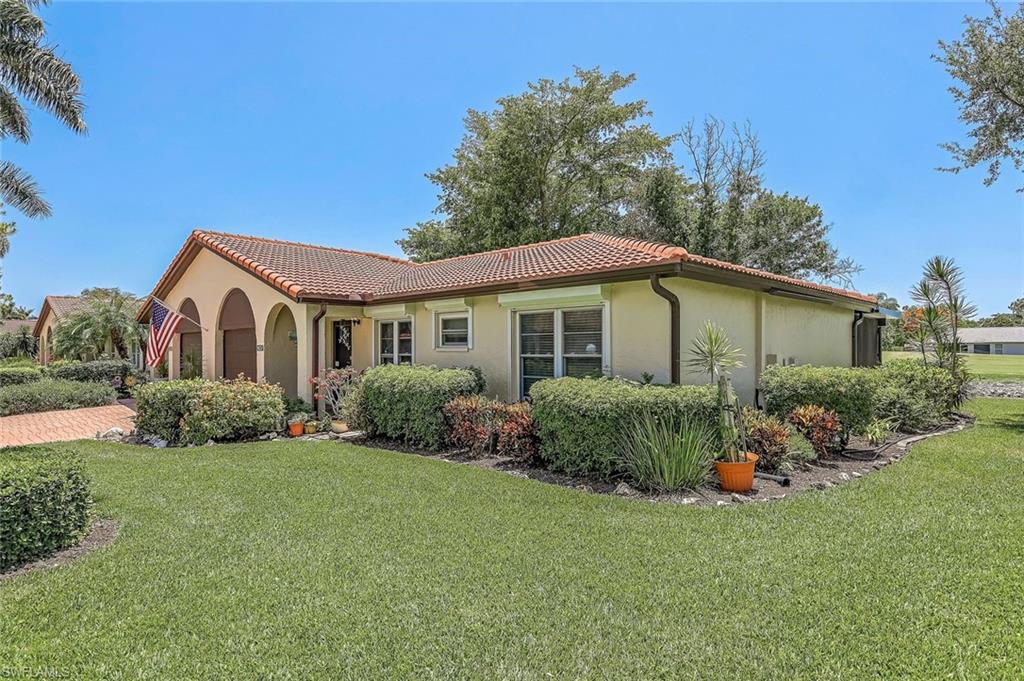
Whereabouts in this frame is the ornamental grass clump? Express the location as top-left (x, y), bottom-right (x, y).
top-left (620, 412), bottom-right (716, 492)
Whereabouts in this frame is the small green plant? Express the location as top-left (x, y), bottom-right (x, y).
top-left (864, 418), bottom-right (896, 446)
top-left (787, 405), bottom-right (843, 457)
top-left (743, 407), bottom-right (790, 473)
top-left (287, 412), bottom-right (309, 426)
top-left (180, 350), bottom-right (203, 380)
top-left (686, 321), bottom-right (744, 384)
top-left (640, 372), bottom-right (655, 385)
top-left (620, 412), bottom-right (716, 492)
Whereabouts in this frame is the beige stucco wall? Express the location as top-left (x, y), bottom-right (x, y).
top-left (161, 248), bottom-right (315, 401)
top-left (36, 310), bottom-right (58, 365)
top-left (763, 296), bottom-right (853, 369)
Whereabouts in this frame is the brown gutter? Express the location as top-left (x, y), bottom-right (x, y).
top-left (649, 273), bottom-right (681, 384)
top-left (311, 303), bottom-right (327, 413)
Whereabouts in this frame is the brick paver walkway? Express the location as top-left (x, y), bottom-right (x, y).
top-left (0, 404), bottom-right (136, 447)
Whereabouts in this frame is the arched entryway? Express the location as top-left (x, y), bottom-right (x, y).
top-left (218, 289), bottom-right (256, 381)
top-left (178, 298), bottom-right (203, 379)
top-left (264, 304), bottom-right (298, 397)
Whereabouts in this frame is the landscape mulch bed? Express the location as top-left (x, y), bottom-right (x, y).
top-left (359, 414), bottom-right (974, 507)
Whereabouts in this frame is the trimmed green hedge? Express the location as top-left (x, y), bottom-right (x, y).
top-left (529, 377), bottom-right (719, 479)
top-left (0, 380), bottom-right (117, 416)
top-left (761, 361), bottom-right (959, 434)
top-left (0, 448), bottom-right (91, 571)
top-left (133, 378), bottom-right (284, 446)
top-left (0, 366), bottom-right (43, 387)
top-left (356, 364), bottom-right (481, 449)
top-left (760, 365), bottom-right (878, 435)
top-left (132, 380), bottom-right (206, 444)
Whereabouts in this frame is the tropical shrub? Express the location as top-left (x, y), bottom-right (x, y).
top-left (529, 377), bottom-right (718, 479)
top-left (311, 367), bottom-right (360, 418)
top-left (874, 359), bottom-right (958, 431)
top-left (787, 405), bottom-right (843, 458)
top-left (620, 413), bottom-right (716, 491)
top-left (0, 448), bottom-right (92, 571)
top-left (0, 380), bottom-right (117, 416)
top-left (53, 358), bottom-right (132, 385)
top-left (864, 418), bottom-right (896, 446)
top-left (132, 380), bottom-right (206, 444)
top-left (0, 365), bottom-right (42, 387)
top-left (761, 365), bottom-right (877, 436)
top-left (354, 364), bottom-right (481, 449)
top-left (743, 408), bottom-right (791, 474)
top-left (444, 395), bottom-right (537, 460)
top-left (0, 327), bottom-right (37, 359)
top-left (177, 379), bottom-right (285, 446)
top-left (785, 425), bottom-right (818, 463)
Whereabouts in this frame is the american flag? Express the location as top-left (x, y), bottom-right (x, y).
top-left (146, 298), bottom-right (185, 368)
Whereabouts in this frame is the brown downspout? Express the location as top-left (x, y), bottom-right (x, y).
top-left (311, 303), bottom-right (327, 413)
top-left (650, 274), bottom-right (681, 384)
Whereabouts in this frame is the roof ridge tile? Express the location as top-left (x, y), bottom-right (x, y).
top-left (195, 229), bottom-right (416, 267)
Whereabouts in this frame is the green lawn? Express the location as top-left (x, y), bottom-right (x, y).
top-left (884, 350), bottom-right (1024, 381)
top-left (2, 399), bottom-right (1023, 679)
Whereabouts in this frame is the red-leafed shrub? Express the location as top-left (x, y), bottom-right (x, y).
top-left (787, 405), bottom-right (843, 457)
top-left (743, 408), bottom-right (791, 473)
top-left (444, 395), bottom-right (538, 460)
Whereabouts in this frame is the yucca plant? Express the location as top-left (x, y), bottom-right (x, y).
top-left (620, 412), bottom-right (716, 492)
top-left (686, 320), bottom-right (744, 384)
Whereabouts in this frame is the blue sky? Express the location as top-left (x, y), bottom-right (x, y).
top-left (2, 2), bottom-right (1021, 315)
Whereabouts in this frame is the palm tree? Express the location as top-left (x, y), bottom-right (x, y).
top-left (685, 320), bottom-right (745, 383)
top-left (52, 288), bottom-right (145, 360)
top-left (0, 220), bottom-right (13, 257)
top-left (0, 0), bottom-right (86, 218)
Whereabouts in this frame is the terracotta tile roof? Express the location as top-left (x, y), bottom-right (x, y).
top-left (372, 233), bottom-right (688, 298)
top-left (140, 229), bottom-right (875, 317)
top-left (0, 318), bottom-right (36, 334)
top-left (32, 296), bottom-right (88, 336)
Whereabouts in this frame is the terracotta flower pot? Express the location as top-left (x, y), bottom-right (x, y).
top-left (331, 420), bottom-right (349, 434)
top-left (715, 453), bottom-right (759, 493)
top-left (288, 422), bottom-right (305, 437)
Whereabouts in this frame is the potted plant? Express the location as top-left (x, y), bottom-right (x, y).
top-left (287, 413), bottom-right (307, 437)
top-left (304, 419), bottom-right (318, 435)
top-left (713, 375), bottom-right (758, 492)
top-left (311, 367), bottom-right (359, 434)
top-left (685, 322), bottom-right (756, 492)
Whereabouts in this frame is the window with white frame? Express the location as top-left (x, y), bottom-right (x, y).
top-left (436, 312), bottom-right (470, 349)
top-left (518, 307), bottom-right (604, 397)
top-left (377, 319), bottom-right (413, 365)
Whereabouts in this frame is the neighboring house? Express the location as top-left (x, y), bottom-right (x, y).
top-left (137, 230), bottom-right (885, 406)
top-left (32, 295), bottom-right (144, 368)
top-left (0, 318), bottom-right (37, 335)
top-left (958, 327), bottom-right (1024, 356)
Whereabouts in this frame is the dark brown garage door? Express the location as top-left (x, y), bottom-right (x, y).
top-left (223, 328), bottom-right (256, 381)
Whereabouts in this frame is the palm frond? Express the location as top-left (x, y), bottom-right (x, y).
top-left (0, 83), bottom-right (29, 141)
top-left (0, 160), bottom-right (49, 216)
top-left (0, 0), bottom-right (45, 42)
top-left (0, 38), bottom-right (86, 133)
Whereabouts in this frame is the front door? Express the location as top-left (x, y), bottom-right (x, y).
top-left (333, 320), bottom-right (353, 368)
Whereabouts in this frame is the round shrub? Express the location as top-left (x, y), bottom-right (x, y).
top-left (132, 379), bottom-right (206, 444)
top-left (529, 377), bottom-right (719, 479)
top-left (0, 448), bottom-right (91, 571)
top-left (874, 359), bottom-right (958, 431)
top-left (179, 379), bottom-right (285, 445)
top-left (0, 380), bottom-right (117, 416)
top-left (0, 366), bottom-right (43, 387)
top-left (358, 364), bottom-right (481, 449)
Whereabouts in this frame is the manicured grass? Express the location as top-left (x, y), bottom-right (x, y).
top-left (884, 350), bottom-right (1024, 381)
top-left (2, 399), bottom-right (1023, 678)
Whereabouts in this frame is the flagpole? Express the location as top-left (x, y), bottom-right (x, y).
top-left (148, 295), bottom-right (209, 331)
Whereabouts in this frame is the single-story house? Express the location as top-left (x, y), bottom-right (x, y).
top-left (137, 230), bottom-right (884, 407)
top-left (33, 295), bottom-right (144, 367)
top-left (33, 295), bottom-right (89, 365)
top-left (958, 327), bottom-right (1024, 355)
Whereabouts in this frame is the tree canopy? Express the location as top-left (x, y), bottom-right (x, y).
top-left (52, 288), bottom-right (144, 360)
top-left (399, 68), bottom-right (858, 284)
top-left (935, 0), bottom-right (1024, 191)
